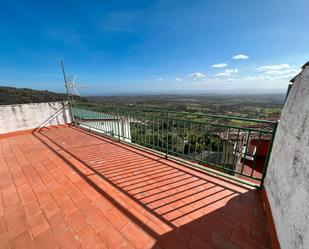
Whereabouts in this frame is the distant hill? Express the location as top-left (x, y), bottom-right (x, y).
top-left (0, 86), bottom-right (87, 105)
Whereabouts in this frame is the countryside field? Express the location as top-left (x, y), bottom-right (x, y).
top-left (85, 93), bottom-right (285, 121)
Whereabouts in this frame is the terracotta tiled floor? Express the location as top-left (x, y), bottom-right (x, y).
top-left (0, 126), bottom-right (271, 249)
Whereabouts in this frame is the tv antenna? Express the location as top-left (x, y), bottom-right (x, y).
top-left (61, 60), bottom-right (87, 102)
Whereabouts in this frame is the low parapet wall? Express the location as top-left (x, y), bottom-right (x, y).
top-left (0, 101), bottom-right (72, 135)
top-left (265, 62), bottom-right (309, 249)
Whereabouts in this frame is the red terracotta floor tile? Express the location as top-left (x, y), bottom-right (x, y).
top-left (77, 226), bottom-right (103, 249)
top-left (165, 237), bottom-right (188, 249)
top-left (68, 211), bottom-right (88, 233)
top-left (0, 216), bottom-right (7, 235)
top-left (231, 230), bottom-right (267, 249)
top-left (4, 205), bottom-right (27, 239)
top-left (0, 126), bottom-right (272, 249)
top-left (98, 223), bottom-right (131, 249)
top-left (121, 222), bottom-right (150, 249)
top-left (188, 234), bottom-right (214, 249)
top-left (55, 227), bottom-right (81, 249)
top-left (35, 190), bottom-right (53, 206)
top-left (211, 232), bottom-right (241, 249)
top-left (106, 207), bottom-right (131, 230)
top-left (28, 213), bottom-right (50, 238)
top-left (58, 197), bottom-right (78, 216)
top-left (41, 201), bottom-right (60, 219)
top-left (0, 232), bottom-right (10, 249)
top-left (10, 229), bottom-right (33, 249)
top-left (48, 213), bottom-right (69, 234)
top-left (33, 229), bottom-right (59, 249)
top-left (23, 201), bottom-right (42, 220)
top-left (2, 193), bottom-right (20, 207)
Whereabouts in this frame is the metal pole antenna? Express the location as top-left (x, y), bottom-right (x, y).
top-left (61, 60), bottom-right (75, 123)
top-left (61, 60), bottom-right (70, 101)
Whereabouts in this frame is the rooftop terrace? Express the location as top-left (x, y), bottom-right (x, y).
top-left (1, 62), bottom-right (309, 249)
top-left (0, 126), bottom-right (271, 249)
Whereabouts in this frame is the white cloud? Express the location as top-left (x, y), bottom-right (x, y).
top-left (253, 64), bottom-right (300, 80)
top-left (256, 64), bottom-right (290, 72)
top-left (188, 76), bottom-right (236, 87)
top-left (211, 63), bottom-right (227, 68)
top-left (243, 76), bottom-right (269, 81)
top-left (214, 68), bottom-right (238, 77)
top-left (174, 77), bottom-right (183, 82)
top-left (243, 65), bottom-right (300, 82)
top-left (262, 69), bottom-right (299, 76)
top-left (187, 72), bottom-right (206, 80)
top-left (232, 54), bottom-right (249, 60)
top-left (218, 77), bottom-right (236, 82)
top-left (156, 78), bottom-right (163, 81)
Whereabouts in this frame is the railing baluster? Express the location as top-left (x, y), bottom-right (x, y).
top-left (188, 122), bottom-right (192, 158)
top-left (200, 124), bottom-right (206, 162)
top-left (193, 124), bottom-right (200, 160)
top-left (156, 117), bottom-right (159, 148)
top-left (182, 121), bottom-right (186, 157)
top-left (241, 131), bottom-right (251, 175)
top-left (177, 120), bottom-right (180, 155)
top-left (165, 113), bottom-right (169, 158)
top-left (232, 128), bottom-right (241, 174)
top-left (171, 119), bottom-right (175, 154)
top-left (208, 126), bottom-right (214, 164)
top-left (215, 126), bottom-right (221, 166)
top-left (222, 127), bottom-right (231, 171)
top-left (251, 131), bottom-right (262, 178)
top-left (142, 114), bottom-right (146, 146)
top-left (160, 116), bottom-right (163, 149)
top-left (136, 112), bottom-right (140, 143)
top-left (116, 108), bottom-right (120, 141)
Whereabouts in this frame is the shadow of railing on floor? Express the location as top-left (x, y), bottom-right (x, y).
top-left (32, 126), bottom-right (270, 248)
top-left (150, 189), bottom-right (271, 249)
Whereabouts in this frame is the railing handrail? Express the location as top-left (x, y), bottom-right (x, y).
top-left (75, 103), bottom-right (279, 125)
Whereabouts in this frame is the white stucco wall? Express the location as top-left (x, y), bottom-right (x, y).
top-left (265, 64), bottom-right (309, 249)
top-left (0, 101), bottom-right (72, 134)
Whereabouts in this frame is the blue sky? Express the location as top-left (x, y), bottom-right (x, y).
top-left (0, 0), bottom-right (308, 95)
